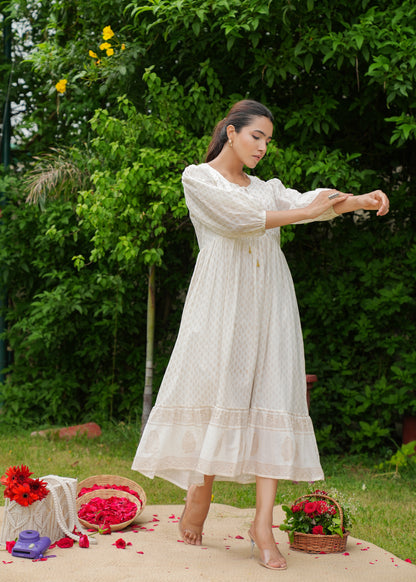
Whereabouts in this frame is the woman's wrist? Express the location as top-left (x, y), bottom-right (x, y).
top-left (333, 195), bottom-right (361, 214)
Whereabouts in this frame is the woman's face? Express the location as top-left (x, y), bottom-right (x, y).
top-left (228, 115), bottom-right (273, 169)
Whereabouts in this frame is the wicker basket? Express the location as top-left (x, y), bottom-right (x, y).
top-left (77, 474), bottom-right (146, 512)
top-left (288, 493), bottom-right (349, 554)
top-left (77, 489), bottom-right (141, 532)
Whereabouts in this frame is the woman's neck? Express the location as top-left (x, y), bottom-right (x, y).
top-left (208, 150), bottom-right (249, 187)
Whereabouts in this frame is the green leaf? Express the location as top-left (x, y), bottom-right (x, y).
top-left (355, 35), bottom-right (364, 50)
top-left (305, 53), bottom-right (313, 73)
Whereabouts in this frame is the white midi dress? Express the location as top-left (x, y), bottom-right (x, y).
top-left (132, 163), bottom-right (337, 490)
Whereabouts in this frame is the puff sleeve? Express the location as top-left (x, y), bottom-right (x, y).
top-left (182, 165), bottom-right (266, 237)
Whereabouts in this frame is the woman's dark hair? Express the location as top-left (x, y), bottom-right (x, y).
top-left (205, 100), bottom-right (274, 162)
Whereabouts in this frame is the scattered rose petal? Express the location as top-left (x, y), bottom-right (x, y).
top-left (79, 534), bottom-right (89, 548)
top-left (343, 552), bottom-right (350, 556)
top-left (405, 559), bottom-right (412, 563)
top-left (5, 541), bottom-right (15, 553)
top-left (177, 540), bottom-right (184, 543)
top-left (235, 535), bottom-right (244, 539)
top-left (2, 561), bottom-right (13, 564)
top-left (56, 537), bottom-right (74, 548)
top-left (137, 551), bottom-right (144, 554)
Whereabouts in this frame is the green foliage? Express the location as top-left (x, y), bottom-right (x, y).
top-left (376, 441), bottom-right (416, 478)
top-left (0, 77), bottom-right (207, 426)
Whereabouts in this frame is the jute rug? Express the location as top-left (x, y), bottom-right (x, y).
top-left (1, 504), bottom-right (414, 582)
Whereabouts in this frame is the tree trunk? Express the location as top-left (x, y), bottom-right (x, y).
top-left (141, 264), bottom-right (156, 436)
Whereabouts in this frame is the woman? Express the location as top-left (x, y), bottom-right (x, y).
top-left (132, 100), bottom-right (389, 570)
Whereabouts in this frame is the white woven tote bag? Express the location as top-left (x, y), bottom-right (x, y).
top-left (0, 475), bottom-right (84, 545)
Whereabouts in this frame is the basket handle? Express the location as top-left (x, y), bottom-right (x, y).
top-left (292, 493), bottom-right (344, 528)
top-left (44, 476), bottom-right (95, 544)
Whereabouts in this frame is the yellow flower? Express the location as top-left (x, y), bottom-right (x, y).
top-left (55, 79), bottom-right (67, 94)
top-left (89, 50), bottom-right (98, 59)
top-left (121, 43), bottom-right (126, 50)
top-left (99, 42), bottom-right (111, 51)
top-left (106, 48), bottom-right (114, 56)
top-left (102, 26), bottom-right (114, 41)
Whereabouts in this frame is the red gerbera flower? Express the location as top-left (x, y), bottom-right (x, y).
top-left (1, 464), bottom-right (33, 487)
top-left (11, 482), bottom-right (37, 506)
top-left (29, 478), bottom-right (49, 501)
top-left (3, 486), bottom-right (16, 501)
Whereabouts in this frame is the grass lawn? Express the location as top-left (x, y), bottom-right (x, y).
top-left (0, 422), bottom-right (415, 564)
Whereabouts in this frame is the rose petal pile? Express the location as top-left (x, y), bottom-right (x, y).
top-left (78, 495), bottom-right (138, 527)
top-left (1, 465), bottom-right (49, 506)
top-left (78, 484), bottom-right (143, 507)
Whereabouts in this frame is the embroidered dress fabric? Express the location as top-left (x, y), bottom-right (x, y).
top-left (132, 164), bottom-right (337, 490)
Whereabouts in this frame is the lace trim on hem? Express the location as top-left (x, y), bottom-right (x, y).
top-left (148, 405), bottom-right (315, 432)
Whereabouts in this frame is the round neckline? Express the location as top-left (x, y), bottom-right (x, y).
top-left (204, 163), bottom-right (252, 188)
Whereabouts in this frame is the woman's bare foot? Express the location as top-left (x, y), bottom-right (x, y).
top-left (179, 479), bottom-right (213, 545)
top-left (248, 522), bottom-right (287, 570)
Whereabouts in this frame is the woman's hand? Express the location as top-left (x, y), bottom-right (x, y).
top-left (305, 189), bottom-right (352, 219)
top-left (354, 190), bottom-right (390, 216)
top-left (331, 189), bottom-right (390, 216)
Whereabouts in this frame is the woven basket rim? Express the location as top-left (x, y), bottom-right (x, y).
top-left (292, 530), bottom-right (350, 540)
top-left (76, 488), bottom-right (142, 532)
top-left (289, 530), bottom-right (350, 554)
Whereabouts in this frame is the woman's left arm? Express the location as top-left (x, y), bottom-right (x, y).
top-left (333, 189), bottom-right (390, 216)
